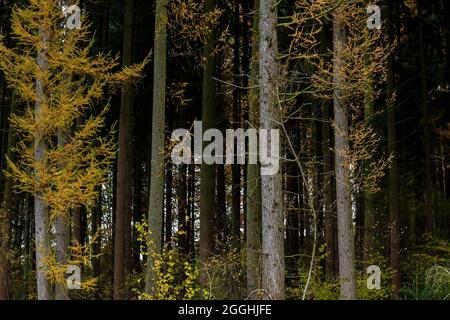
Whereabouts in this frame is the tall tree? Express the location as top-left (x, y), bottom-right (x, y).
top-left (0, 0), bottom-right (144, 300)
top-left (55, 127), bottom-right (70, 300)
top-left (246, 0), bottom-right (262, 294)
top-left (386, 0), bottom-right (401, 294)
top-left (363, 55), bottom-right (376, 263)
top-left (231, 0), bottom-right (242, 248)
top-left (419, 2), bottom-right (433, 235)
top-left (333, 7), bottom-right (357, 300)
top-left (259, 0), bottom-right (284, 300)
top-left (145, 0), bottom-right (167, 295)
top-left (34, 16), bottom-right (52, 301)
top-left (0, 92), bottom-right (16, 300)
top-left (199, 0), bottom-right (217, 267)
top-left (114, 0), bottom-right (134, 299)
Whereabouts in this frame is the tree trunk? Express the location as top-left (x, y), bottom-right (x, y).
top-left (92, 186), bottom-right (102, 283)
top-left (259, 0), bottom-right (284, 300)
top-left (333, 10), bottom-right (357, 300)
top-left (0, 91), bottom-right (16, 300)
top-left (55, 128), bottom-right (70, 300)
top-left (231, 0), bottom-right (242, 249)
top-left (199, 0), bottom-right (217, 267)
top-left (246, 0), bottom-right (262, 295)
top-left (145, 0), bottom-right (167, 295)
top-left (322, 99), bottom-right (335, 277)
top-left (419, 3), bottom-right (433, 235)
top-left (114, 0), bottom-right (134, 299)
top-left (320, 26), bottom-right (335, 275)
top-left (363, 70), bottom-right (376, 263)
top-left (177, 107), bottom-right (187, 252)
top-left (386, 0), bottom-right (401, 295)
top-left (165, 164), bottom-right (173, 247)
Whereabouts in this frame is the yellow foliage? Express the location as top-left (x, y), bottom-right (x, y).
top-left (134, 221), bottom-right (204, 300)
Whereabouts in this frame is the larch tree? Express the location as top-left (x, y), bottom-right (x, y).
top-left (259, 0), bottom-right (284, 300)
top-left (0, 0), bottom-right (145, 300)
top-left (386, 0), bottom-right (401, 294)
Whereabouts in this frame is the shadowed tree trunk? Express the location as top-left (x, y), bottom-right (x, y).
top-left (320, 26), bottom-right (335, 275)
top-left (177, 107), bottom-right (187, 252)
top-left (418, 2), bottom-right (433, 235)
top-left (322, 99), bottom-right (335, 277)
top-left (55, 128), bottom-right (70, 300)
top-left (35, 25), bottom-right (51, 300)
top-left (246, 0), bottom-right (262, 295)
top-left (231, 0), bottom-right (242, 249)
top-left (363, 62), bottom-right (376, 263)
top-left (199, 0), bottom-right (217, 268)
top-left (114, 0), bottom-right (134, 299)
top-left (386, 0), bottom-right (401, 295)
top-left (0, 91), bottom-right (16, 300)
top-left (165, 163), bottom-right (173, 247)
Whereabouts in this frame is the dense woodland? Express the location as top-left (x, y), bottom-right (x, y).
top-left (0, 0), bottom-right (449, 300)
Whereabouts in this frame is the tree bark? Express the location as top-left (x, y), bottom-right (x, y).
top-left (418, 3), bottom-right (433, 235)
top-left (259, 0), bottom-right (284, 300)
top-left (35, 26), bottom-right (51, 300)
top-left (322, 99), bottom-right (335, 277)
top-left (0, 91), bottom-right (16, 300)
top-left (114, 0), bottom-right (134, 299)
top-left (145, 0), bottom-right (167, 295)
top-left (246, 0), bottom-right (262, 295)
top-left (386, 0), bottom-right (401, 295)
top-left (231, 0), bottom-right (242, 249)
top-left (55, 128), bottom-right (70, 300)
top-left (333, 10), bottom-right (357, 300)
top-left (199, 0), bottom-right (217, 267)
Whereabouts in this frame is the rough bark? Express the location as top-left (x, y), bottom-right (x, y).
top-left (199, 0), bottom-right (217, 267)
top-left (386, 0), bottom-right (401, 295)
top-left (0, 91), bottom-right (16, 300)
top-left (333, 11), bottom-right (357, 300)
top-left (114, 0), bottom-right (134, 299)
top-left (145, 0), bottom-right (167, 295)
top-left (322, 99), bottom-right (335, 277)
top-left (419, 3), bottom-right (433, 235)
top-left (246, 0), bottom-right (262, 295)
top-left (55, 129), bottom-right (70, 300)
top-left (35, 26), bottom-right (51, 300)
top-left (363, 69), bottom-right (376, 263)
top-left (231, 0), bottom-right (242, 249)
top-left (259, 0), bottom-right (284, 300)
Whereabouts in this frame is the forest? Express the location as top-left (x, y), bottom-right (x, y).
top-left (0, 0), bottom-right (449, 301)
